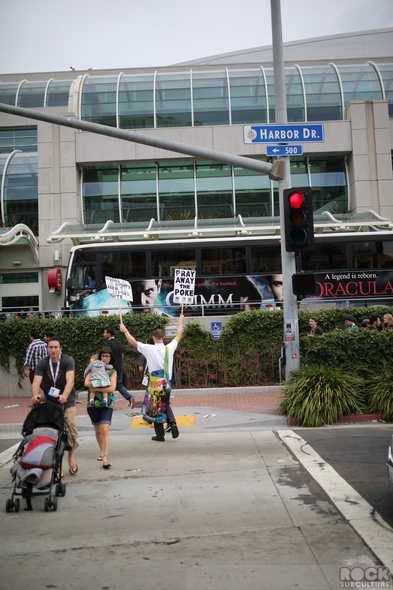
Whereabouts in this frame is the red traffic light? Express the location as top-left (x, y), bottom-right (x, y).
top-left (288, 192), bottom-right (305, 209)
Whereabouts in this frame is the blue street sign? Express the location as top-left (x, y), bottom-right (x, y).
top-left (243, 124), bottom-right (324, 144)
top-left (211, 322), bottom-right (222, 340)
top-left (266, 145), bottom-right (303, 156)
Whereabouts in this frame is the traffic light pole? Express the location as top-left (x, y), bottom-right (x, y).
top-left (271, 0), bottom-right (300, 375)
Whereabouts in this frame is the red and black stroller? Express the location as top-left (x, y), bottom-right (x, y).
top-left (6, 403), bottom-right (67, 513)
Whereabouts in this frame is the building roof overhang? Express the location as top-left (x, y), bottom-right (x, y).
top-left (0, 224), bottom-right (39, 263)
top-left (46, 211), bottom-right (393, 246)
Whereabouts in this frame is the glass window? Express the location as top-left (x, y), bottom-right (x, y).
top-left (0, 128), bottom-right (37, 153)
top-left (234, 166), bottom-right (271, 217)
top-left (309, 157), bottom-right (347, 213)
top-left (302, 65), bottom-right (342, 121)
top-left (46, 80), bottom-right (73, 107)
top-left (121, 164), bottom-right (157, 222)
top-left (196, 161), bottom-right (232, 218)
top-left (151, 249), bottom-right (196, 277)
top-left (0, 272), bottom-right (38, 283)
top-left (2, 152), bottom-right (38, 231)
top-left (337, 65), bottom-right (383, 105)
top-left (158, 162), bottom-right (195, 221)
top-left (350, 240), bottom-right (393, 270)
top-left (2, 296), bottom-right (39, 312)
top-left (377, 63), bottom-right (393, 118)
top-left (192, 70), bottom-right (229, 126)
top-left (265, 70), bottom-right (276, 122)
top-left (286, 67), bottom-right (305, 122)
top-left (201, 247), bottom-right (247, 275)
top-left (81, 76), bottom-right (117, 127)
top-left (155, 72), bottom-right (192, 128)
top-left (83, 166), bottom-right (119, 223)
top-left (250, 245), bottom-right (282, 273)
top-left (100, 249), bottom-right (147, 281)
top-left (17, 81), bottom-right (47, 108)
top-left (0, 82), bottom-right (19, 106)
top-left (228, 69), bottom-right (267, 124)
top-left (118, 74), bottom-right (154, 129)
top-left (301, 242), bottom-right (348, 270)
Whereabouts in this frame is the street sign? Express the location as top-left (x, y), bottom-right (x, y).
top-left (266, 145), bottom-right (303, 156)
top-left (211, 322), bottom-right (222, 340)
top-left (243, 124), bottom-right (324, 144)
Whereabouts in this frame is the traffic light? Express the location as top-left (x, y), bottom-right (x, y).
top-left (283, 187), bottom-right (314, 252)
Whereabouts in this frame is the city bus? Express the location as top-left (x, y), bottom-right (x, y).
top-left (63, 219), bottom-right (393, 316)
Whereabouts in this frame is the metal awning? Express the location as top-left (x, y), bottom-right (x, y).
top-left (0, 224), bottom-right (39, 263)
top-left (46, 211), bottom-right (393, 246)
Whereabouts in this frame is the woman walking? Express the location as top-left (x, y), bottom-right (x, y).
top-left (85, 346), bottom-right (117, 469)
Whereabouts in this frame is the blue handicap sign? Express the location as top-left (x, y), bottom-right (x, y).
top-left (211, 322), bottom-right (222, 340)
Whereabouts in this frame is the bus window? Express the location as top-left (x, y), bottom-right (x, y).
top-left (250, 245), bottom-right (282, 273)
top-left (301, 242), bottom-right (347, 270)
top-left (151, 249), bottom-right (196, 277)
top-left (101, 250), bottom-right (147, 283)
top-left (350, 241), bottom-right (393, 270)
top-left (201, 247), bottom-right (247, 275)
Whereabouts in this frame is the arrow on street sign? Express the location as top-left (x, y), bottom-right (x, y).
top-left (266, 145), bottom-right (303, 156)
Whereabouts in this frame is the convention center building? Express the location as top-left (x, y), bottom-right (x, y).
top-left (0, 28), bottom-right (392, 316)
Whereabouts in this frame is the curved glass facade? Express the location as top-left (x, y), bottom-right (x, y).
top-left (1, 152), bottom-right (38, 228)
top-left (82, 157), bottom-right (348, 224)
top-left (78, 62), bottom-right (392, 129)
top-left (1, 62), bottom-right (391, 125)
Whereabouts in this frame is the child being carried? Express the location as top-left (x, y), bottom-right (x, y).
top-left (84, 355), bottom-right (113, 407)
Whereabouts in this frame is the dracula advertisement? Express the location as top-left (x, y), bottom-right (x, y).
top-left (69, 269), bottom-right (393, 316)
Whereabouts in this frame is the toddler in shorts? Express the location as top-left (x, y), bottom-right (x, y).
top-left (84, 356), bottom-right (113, 407)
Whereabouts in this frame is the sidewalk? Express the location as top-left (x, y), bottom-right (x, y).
top-left (0, 387), bottom-right (284, 427)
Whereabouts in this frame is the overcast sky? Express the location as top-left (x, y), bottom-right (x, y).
top-left (0, 0), bottom-right (392, 75)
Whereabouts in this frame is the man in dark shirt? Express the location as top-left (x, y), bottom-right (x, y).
top-left (103, 327), bottom-right (135, 408)
top-left (31, 337), bottom-right (79, 475)
top-left (368, 314), bottom-right (382, 331)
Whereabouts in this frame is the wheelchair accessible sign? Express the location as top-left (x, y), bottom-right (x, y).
top-left (211, 322), bottom-right (222, 340)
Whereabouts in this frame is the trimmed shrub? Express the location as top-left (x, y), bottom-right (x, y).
top-left (280, 365), bottom-right (363, 427)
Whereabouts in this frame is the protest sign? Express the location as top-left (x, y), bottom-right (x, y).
top-left (173, 269), bottom-right (196, 305)
top-left (105, 276), bottom-right (133, 321)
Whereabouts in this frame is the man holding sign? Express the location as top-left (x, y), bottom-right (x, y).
top-left (104, 276), bottom-right (135, 408)
top-left (120, 313), bottom-right (185, 441)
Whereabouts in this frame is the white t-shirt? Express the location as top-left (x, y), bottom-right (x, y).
top-left (137, 340), bottom-right (178, 380)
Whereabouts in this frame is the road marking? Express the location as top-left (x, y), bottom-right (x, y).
top-left (276, 429), bottom-right (393, 573)
top-left (0, 443), bottom-right (19, 467)
top-left (130, 415), bottom-right (195, 429)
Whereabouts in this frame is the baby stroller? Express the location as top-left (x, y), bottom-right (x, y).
top-left (6, 403), bottom-right (67, 513)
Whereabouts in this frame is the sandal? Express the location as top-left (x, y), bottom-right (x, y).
top-left (102, 455), bottom-right (111, 469)
top-left (97, 456), bottom-right (103, 461)
top-left (69, 464), bottom-right (78, 475)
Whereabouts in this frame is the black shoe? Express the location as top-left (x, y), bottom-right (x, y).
top-left (171, 424), bottom-right (179, 439)
top-left (151, 436), bottom-right (165, 442)
top-left (165, 424), bottom-right (172, 433)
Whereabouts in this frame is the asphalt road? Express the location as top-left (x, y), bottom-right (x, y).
top-left (294, 424), bottom-right (393, 528)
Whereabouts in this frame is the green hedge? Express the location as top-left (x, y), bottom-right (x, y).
top-left (1, 305), bottom-right (392, 390)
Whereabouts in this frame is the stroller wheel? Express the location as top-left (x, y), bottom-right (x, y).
top-left (6, 499), bottom-right (12, 513)
top-left (44, 498), bottom-right (49, 512)
top-left (61, 483), bottom-right (66, 497)
top-left (14, 498), bottom-right (20, 513)
top-left (55, 483), bottom-right (66, 497)
top-left (52, 496), bottom-right (58, 511)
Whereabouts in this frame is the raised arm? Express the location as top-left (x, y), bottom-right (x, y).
top-left (174, 313), bottom-right (185, 343)
top-left (119, 323), bottom-right (138, 349)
